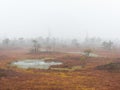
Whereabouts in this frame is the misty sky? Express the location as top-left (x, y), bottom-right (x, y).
top-left (0, 0), bottom-right (120, 40)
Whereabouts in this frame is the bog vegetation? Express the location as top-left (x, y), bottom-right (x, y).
top-left (0, 37), bottom-right (120, 90)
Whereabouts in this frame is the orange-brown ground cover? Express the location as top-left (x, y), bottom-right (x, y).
top-left (0, 48), bottom-right (120, 90)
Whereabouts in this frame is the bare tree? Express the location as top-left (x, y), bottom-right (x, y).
top-left (32, 40), bottom-right (40, 53)
top-left (46, 37), bottom-right (52, 53)
top-left (2, 38), bottom-right (10, 47)
top-left (71, 39), bottom-right (79, 48)
top-left (102, 41), bottom-right (113, 50)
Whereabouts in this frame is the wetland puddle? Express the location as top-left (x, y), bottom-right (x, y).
top-left (11, 59), bottom-right (62, 69)
top-left (66, 52), bottom-right (99, 57)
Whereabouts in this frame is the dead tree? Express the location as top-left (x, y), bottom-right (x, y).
top-left (102, 41), bottom-right (113, 50)
top-left (32, 40), bottom-right (40, 53)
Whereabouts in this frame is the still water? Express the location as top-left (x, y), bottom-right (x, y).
top-left (11, 59), bottom-right (62, 69)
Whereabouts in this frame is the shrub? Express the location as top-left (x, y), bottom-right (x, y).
top-left (84, 49), bottom-right (92, 57)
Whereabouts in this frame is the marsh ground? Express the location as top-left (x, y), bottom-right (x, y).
top-left (0, 48), bottom-right (120, 90)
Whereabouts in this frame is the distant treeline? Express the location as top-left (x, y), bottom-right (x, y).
top-left (0, 37), bottom-right (119, 51)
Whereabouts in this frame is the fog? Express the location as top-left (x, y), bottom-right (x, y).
top-left (0, 0), bottom-right (120, 40)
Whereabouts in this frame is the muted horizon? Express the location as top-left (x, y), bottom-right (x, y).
top-left (0, 0), bottom-right (120, 40)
